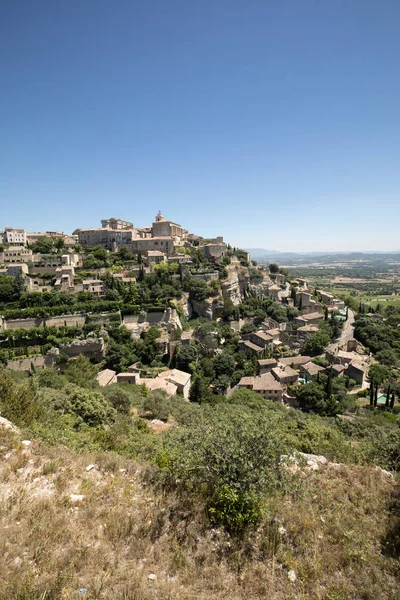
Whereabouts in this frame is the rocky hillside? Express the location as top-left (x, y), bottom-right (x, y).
top-left (1, 417), bottom-right (399, 600)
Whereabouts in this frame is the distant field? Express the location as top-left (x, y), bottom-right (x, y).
top-left (363, 297), bottom-right (400, 308)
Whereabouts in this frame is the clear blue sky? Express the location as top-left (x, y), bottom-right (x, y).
top-left (1, 0), bottom-right (399, 252)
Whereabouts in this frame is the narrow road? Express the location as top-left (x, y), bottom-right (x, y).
top-left (339, 308), bottom-right (355, 347)
top-left (326, 308), bottom-right (355, 353)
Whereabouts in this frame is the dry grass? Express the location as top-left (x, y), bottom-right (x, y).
top-left (0, 426), bottom-right (399, 600)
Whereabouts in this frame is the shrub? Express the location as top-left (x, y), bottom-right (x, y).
top-left (157, 404), bottom-right (287, 533)
top-left (0, 368), bottom-right (41, 426)
top-left (55, 387), bottom-right (117, 427)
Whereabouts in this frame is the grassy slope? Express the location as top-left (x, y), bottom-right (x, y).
top-left (1, 426), bottom-right (399, 600)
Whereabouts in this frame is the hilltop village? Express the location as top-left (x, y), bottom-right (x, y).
top-left (0, 213), bottom-right (380, 412)
top-left (1, 214), bottom-right (400, 600)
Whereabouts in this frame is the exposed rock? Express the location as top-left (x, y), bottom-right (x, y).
top-left (69, 494), bottom-right (85, 503)
top-left (0, 417), bottom-right (19, 434)
top-left (191, 298), bottom-right (224, 320)
top-left (288, 569), bottom-right (297, 583)
top-left (221, 273), bottom-right (242, 306)
top-left (148, 573), bottom-right (157, 581)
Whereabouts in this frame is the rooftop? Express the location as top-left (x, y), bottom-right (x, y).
top-left (272, 366), bottom-right (298, 379)
top-left (252, 330), bottom-right (273, 342)
top-left (241, 340), bottom-right (264, 353)
top-left (302, 361), bottom-right (326, 376)
top-left (96, 369), bottom-right (116, 387)
top-left (300, 312), bottom-right (324, 321)
top-left (139, 378), bottom-right (178, 395)
top-left (279, 355), bottom-right (312, 367)
top-left (253, 373), bottom-right (283, 391)
top-left (158, 369), bottom-right (191, 387)
top-left (239, 376), bottom-right (255, 387)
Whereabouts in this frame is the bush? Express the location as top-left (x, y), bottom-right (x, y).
top-left (0, 368), bottom-right (42, 426)
top-left (157, 404), bottom-right (287, 533)
top-left (55, 387), bottom-right (117, 427)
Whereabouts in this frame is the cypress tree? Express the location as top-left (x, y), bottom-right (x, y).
top-left (324, 306), bottom-right (329, 321)
top-left (385, 385), bottom-right (391, 407)
top-left (369, 377), bottom-right (374, 406)
top-left (325, 372), bottom-right (333, 399)
top-left (374, 384), bottom-right (379, 407)
top-left (390, 392), bottom-right (395, 410)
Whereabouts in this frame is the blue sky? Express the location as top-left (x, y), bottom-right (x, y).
top-left (1, 0), bottom-right (399, 252)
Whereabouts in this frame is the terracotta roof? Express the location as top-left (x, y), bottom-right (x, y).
top-left (272, 366), bottom-right (298, 380)
top-left (96, 369), bottom-right (116, 387)
top-left (252, 331), bottom-right (273, 342)
top-left (239, 376), bottom-right (255, 386)
top-left (279, 355), bottom-right (312, 367)
top-left (158, 369), bottom-right (191, 387)
top-left (258, 359), bottom-right (278, 366)
top-left (241, 341), bottom-right (264, 353)
top-left (301, 312), bottom-right (324, 321)
top-left (139, 378), bottom-right (178, 395)
top-left (302, 361), bottom-right (326, 376)
top-left (253, 373), bottom-right (283, 391)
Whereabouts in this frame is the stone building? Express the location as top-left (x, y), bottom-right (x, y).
top-left (151, 212), bottom-right (183, 238)
top-left (3, 228), bottom-right (27, 247)
top-left (271, 366), bottom-right (299, 387)
top-left (101, 217), bottom-right (134, 230)
top-left (5, 263), bottom-right (29, 277)
top-left (238, 372), bottom-right (284, 402)
top-left (82, 279), bottom-right (104, 296)
top-left (132, 237), bottom-right (174, 256)
top-left (54, 265), bottom-right (75, 293)
top-left (200, 242), bottom-right (226, 262)
top-left (77, 227), bottom-right (135, 250)
top-left (300, 361), bottom-right (326, 381)
top-left (145, 250), bottom-right (167, 267)
top-left (2, 247), bottom-right (33, 263)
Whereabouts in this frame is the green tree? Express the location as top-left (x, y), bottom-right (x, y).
top-left (174, 343), bottom-right (198, 372)
top-left (188, 373), bottom-right (213, 403)
top-left (64, 355), bottom-right (99, 389)
top-left (157, 404), bottom-right (286, 532)
top-left (58, 387), bottom-right (117, 427)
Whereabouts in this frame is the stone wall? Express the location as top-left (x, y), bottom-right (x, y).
top-left (7, 355), bottom-right (56, 372)
top-left (2, 314), bottom-right (86, 330)
top-left (59, 337), bottom-right (105, 361)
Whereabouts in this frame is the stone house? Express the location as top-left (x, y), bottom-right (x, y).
top-left (145, 250), bottom-right (166, 267)
top-left (346, 362), bottom-right (367, 386)
top-left (238, 372), bottom-right (284, 402)
top-left (158, 369), bottom-right (191, 399)
top-left (132, 237), bottom-right (174, 256)
top-left (279, 355), bottom-right (312, 369)
top-left (300, 361), bottom-right (326, 381)
top-left (5, 263), bottom-right (29, 277)
top-left (271, 366), bottom-right (299, 387)
top-left (239, 340), bottom-right (265, 356)
top-left (97, 369), bottom-right (117, 387)
top-left (200, 243), bottom-right (226, 262)
top-left (82, 279), bottom-right (105, 296)
top-left (2, 247), bottom-right (33, 264)
top-left (250, 330), bottom-right (274, 350)
top-left (257, 358), bottom-right (278, 374)
top-left (77, 227), bottom-right (135, 250)
top-left (101, 217), bottom-right (134, 230)
top-left (151, 212), bottom-right (184, 238)
top-left (3, 227), bottom-right (27, 247)
top-left (295, 312), bottom-right (324, 325)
